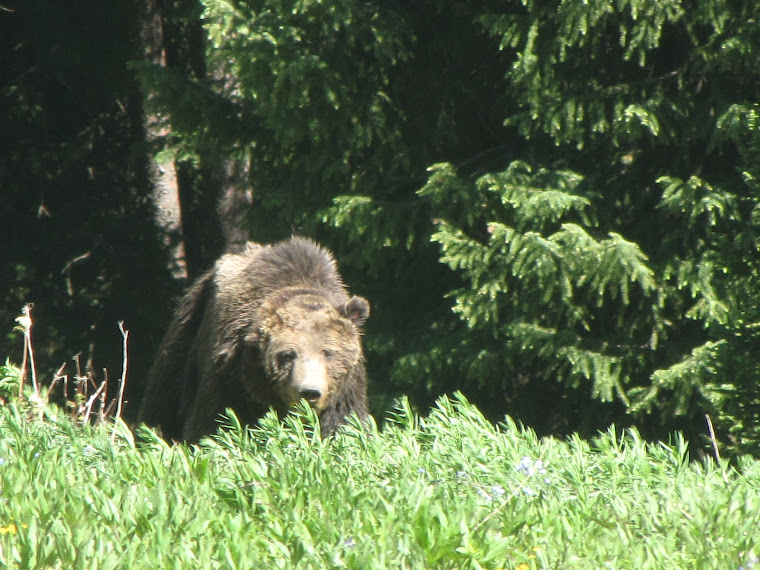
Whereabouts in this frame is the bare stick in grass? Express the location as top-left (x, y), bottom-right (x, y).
top-left (49, 363), bottom-right (67, 400)
top-left (83, 380), bottom-right (107, 424)
top-left (18, 322), bottom-right (27, 400)
top-left (62, 365), bottom-right (69, 405)
top-left (97, 369), bottom-right (108, 425)
top-left (71, 353), bottom-right (90, 421)
top-left (705, 414), bottom-right (721, 463)
top-left (41, 363), bottom-right (68, 418)
top-left (705, 413), bottom-right (729, 484)
top-left (17, 304), bottom-right (38, 400)
top-left (111, 321), bottom-right (129, 442)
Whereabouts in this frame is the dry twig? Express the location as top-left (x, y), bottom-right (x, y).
top-left (111, 321), bottom-right (130, 442)
top-left (12, 308), bottom-right (133, 432)
top-left (17, 304), bottom-right (38, 399)
top-left (705, 414), bottom-right (729, 484)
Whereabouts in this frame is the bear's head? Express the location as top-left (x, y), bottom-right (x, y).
top-left (244, 293), bottom-right (369, 413)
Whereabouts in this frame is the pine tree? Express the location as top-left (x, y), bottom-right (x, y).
top-left (415, 0), bottom-right (760, 451)
top-left (136, 0), bottom-right (760, 454)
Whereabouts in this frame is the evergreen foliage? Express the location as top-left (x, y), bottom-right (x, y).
top-left (463, 1), bottom-right (760, 451)
top-left (5, 0), bottom-right (760, 455)
top-left (131, 0), bottom-right (760, 454)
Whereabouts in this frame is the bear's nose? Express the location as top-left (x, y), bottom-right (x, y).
top-left (300, 387), bottom-right (323, 404)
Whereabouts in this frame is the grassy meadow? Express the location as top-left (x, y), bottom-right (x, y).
top-left (0, 389), bottom-right (758, 569)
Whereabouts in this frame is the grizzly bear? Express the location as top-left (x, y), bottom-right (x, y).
top-left (138, 236), bottom-right (370, 442)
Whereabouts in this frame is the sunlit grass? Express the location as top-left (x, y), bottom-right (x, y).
top-left (0, 393), bottom-right (758, 568)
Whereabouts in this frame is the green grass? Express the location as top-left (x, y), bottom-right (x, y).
top-left (0, 394), bottom-right (758, 569)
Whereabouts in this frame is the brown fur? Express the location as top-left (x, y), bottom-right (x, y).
top-left (138, 237), bottom-right (370, 442)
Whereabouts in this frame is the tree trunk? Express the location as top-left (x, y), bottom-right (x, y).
top-left (217, 152), bottom-right (254, 252)
top-left (138, 0), bottom-right (254, 279)
top-left (138, 0), bottom-right (187, 281)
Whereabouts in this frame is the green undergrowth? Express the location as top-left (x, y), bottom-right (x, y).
top-left (0, 394), bottom-right (758, 569)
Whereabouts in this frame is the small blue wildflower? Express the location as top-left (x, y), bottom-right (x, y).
top-left (417, 467), bottom-right (427, 475)
top-left (516, 456), bottom-right (547, 478)
top-left (478, 484), bottom-right (507, 502)
top-left (342, 538), bottom-right (356, 549)
top-left (0, 458), bottom-right (5, 466)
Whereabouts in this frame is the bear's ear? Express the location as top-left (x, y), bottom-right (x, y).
top-left (341, 296), bottom-right (370, 330)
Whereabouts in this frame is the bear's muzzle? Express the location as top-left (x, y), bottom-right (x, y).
top-left (290, 355), bottom-right (330, 411)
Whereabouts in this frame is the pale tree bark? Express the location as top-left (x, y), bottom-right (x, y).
top-left (217, 152), bottom-right (254, 251)
top-left (176, 148), bottom-right (253, 272)
top-left (137, 0), bottom-right (254, 278)
top-left (204, 41), bottom-right (254, 255)
top-left (139, 0), bottom-right (187, 280)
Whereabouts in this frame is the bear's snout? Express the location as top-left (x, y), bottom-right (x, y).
top-left (299, 387), bottom-right (323, 404)
top-left (291, 355), bottom-right (330, 411)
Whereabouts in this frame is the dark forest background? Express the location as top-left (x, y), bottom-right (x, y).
top-left (2, 0), bottom-right (760, 457)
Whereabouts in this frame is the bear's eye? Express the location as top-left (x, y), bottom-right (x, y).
top-left (275, 349), bottom-right (296, 369)
top-left (321, 348), bottom-right (334, 360)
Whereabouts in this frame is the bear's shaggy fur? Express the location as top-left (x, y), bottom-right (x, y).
top-left (138, 237), bottom-right (370, 442)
